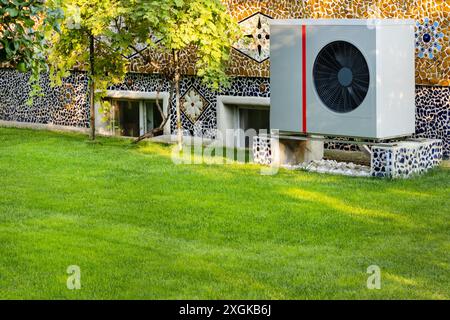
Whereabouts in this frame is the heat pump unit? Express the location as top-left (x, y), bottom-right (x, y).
top-left (270, 19), bottom-right (415, 139)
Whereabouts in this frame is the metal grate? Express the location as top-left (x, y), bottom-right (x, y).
top-left (313, 41), bottom-right (370, 113)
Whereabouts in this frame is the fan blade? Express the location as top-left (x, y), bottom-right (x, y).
top-left (347, 86), bottom-right (361, 106)
top-left (323, 48), bottom-right (342, 70)
top-left (313, 41), bottom-right (370, 113)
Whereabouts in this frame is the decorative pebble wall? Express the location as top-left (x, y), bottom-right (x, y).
top-left (106, 73), bottom-right (270, 137)
top-left (253, 135), bottom-right (273, 165)
top-left (371, 139), bottom-right (443, 178)
top-left (0, 1), bottom-right (448, 161)
top-left (224, 0), bottom-right (450, 86)
top-left (0, 69), bottom-right (448, 158)
top-left (253, 135), bottom-right (443, 178)
top-left (0, 69), bottom-right (89, 127)
top-left (127, 0), bottom-right (449, 85)
top-left (415, 86), bottom-right (449, 158)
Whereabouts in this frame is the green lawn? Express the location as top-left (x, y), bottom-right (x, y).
top-left (0, 127), bottom-right (448, 300)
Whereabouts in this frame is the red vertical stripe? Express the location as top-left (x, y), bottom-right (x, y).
top-left (301, 25), bottom-right (307, 133)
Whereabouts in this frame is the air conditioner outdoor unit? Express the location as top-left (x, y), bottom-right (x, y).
top-left (270, 19), bottom-right (416, 139)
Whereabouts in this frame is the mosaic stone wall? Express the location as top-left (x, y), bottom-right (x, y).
top-left (225, 0), bottom-right (450, 85)
top-left (253, 135), bottom-right (273, 165)
top-left (0, 70), bottom-right (268, 136)
top-left (103, 73), bottom-right (270, 137)
top-left (371, 139), bottom-right (443, 178)
top-left (415, 85), bottom-right (449, 158)
top-left (0, 69), bottom-right (89, 127)
top-left (128, 0), bottom-right (449, 86)
top-left (253, 135), bottom-right (443, 178)
top-left (89, 0), bottom-right (450, 144)
top-left (1, 69), bottom-right (448, 158)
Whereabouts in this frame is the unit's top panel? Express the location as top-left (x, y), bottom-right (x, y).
top-left (270, 19), bottom-right (415, 26)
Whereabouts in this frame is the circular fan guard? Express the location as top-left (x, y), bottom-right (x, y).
top-left (313, 41), bottom-right (370, 113)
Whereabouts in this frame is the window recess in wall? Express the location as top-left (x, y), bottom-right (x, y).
top-left (109, 99), bottom-right (163, 137)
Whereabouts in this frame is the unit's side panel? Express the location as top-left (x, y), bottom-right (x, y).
top-left (376, 24), bottom-right (416, 138)
top-left (270, 24), bottom-right (303, 133)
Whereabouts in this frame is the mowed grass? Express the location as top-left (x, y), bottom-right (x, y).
top-left (0, 127), bottom-right (448, 300)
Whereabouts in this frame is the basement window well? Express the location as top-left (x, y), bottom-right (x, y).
top-left (217, 96), bottom-right (271, 149)
top-left (110, 100), bottom-right (163, 137)
top-left (237, 106), bottom-right (270, 148)
top-left (96, 91), bottom-right (171, 137)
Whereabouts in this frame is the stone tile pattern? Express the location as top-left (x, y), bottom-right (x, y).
top-left (107, 73), bottom-right (270, 137)
top-left (180, 87), bottom-right (208, 123)
top-left (324, 138), bottom-right (360, 152)
top-left (1, 69), bottom-right (448, 158)
top-left (233, 12), bottom-right (271, 63)
top-left (126, 0), bottom-right (449, 86)
top-left (0, 69), bottom-right (89, 127)
top-left (371, 139), bottom-right (443, 178)
top-left (253, 135), bottom-right (443, 178)
top-left (1, 0), bottom-right (447, 85)
top-left (415, 18), bottom-right (444, 59)
top-left (415, 86), bottom-right (449, 158)
top-left (253, 135), bottom-right (273, 165)
top-left (222, 0), bottom-right (450, 86)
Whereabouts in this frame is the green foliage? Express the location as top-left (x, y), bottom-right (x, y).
top-left (49, 0), bottom-right (240, 141)
top-left (1, 0), bottom-right (239, 109)
top-left (50, 0), bottom-right (240, 95)
top-left (48, 0), bottom-right (133, 98)
top-left (169, 0), bottom-right (241, 89)
top-left (0, 0), bottom-right (63, 99)
top-left (131, 0), bottom-right (241, 89)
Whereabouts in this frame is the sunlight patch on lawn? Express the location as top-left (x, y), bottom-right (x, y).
top-left (383, 273), bottom-right (449, 299)
top-left (384, 272), bottom-right (417, 286)
top-left (285, 188), bottom-right (412, 227)
top-left (1, 128), bottom-right (448, 299)
top-left (388, 189), bottom-right (433, 198)
top-left (136, 142), bottom-right (173, 158)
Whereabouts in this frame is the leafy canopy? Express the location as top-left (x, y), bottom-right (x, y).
top-left (48, 0), bottom-right (133, 92)
top-left (131, 0), bottom-right (241, 89)
top-left (0, 0), bottom-right (63, 97)
top-left (50, 0), bottom-right (241, 92)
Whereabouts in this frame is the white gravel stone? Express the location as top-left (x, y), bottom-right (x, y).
top-left (283, 159), bottom-right (371, 177)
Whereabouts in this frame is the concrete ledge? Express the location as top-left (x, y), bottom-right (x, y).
top-left (272, 137), bottom-right (324, 166)
top-left (253, 135), bottom-right (324, 166)
top-left (148, 134), bottom-right (215, 146)
top-left (0, 120), bottom-right (143, 141)
top-left (0, 120), bottom-right (89, 134)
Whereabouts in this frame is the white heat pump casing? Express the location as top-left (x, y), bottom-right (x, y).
top-left (270, 19), bottom-right (416, 139)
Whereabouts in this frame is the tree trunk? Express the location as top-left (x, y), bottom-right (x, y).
top-left (173, 50), bottom-right (182, 149)
top-left (134, 80), bottom-right (173, 144)
top-left (89, 34), bottom-right (96, 140)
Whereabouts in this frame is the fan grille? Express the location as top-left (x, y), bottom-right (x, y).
top-left (313, 41), bottom-right (370, 113)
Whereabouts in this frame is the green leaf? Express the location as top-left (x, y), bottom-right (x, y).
top-left (5, 8), bottom-right (19, 17)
